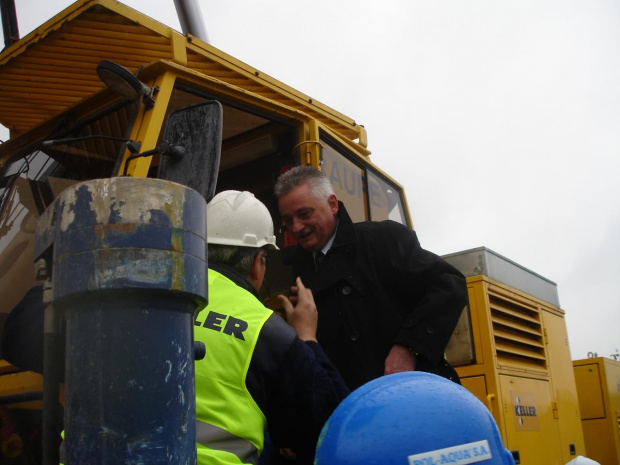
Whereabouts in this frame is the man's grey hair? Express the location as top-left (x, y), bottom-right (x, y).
top-left (274, 166), bottom-right (334, 202)
top-left (208, 244), bottom-right (264, 277)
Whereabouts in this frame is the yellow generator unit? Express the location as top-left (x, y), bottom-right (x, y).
top-left (443, 247), bottom-right (586, 465)
top-left (573, 357), bottom-right (620, 465)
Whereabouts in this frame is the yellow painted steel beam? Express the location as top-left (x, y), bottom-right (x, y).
top-left (120, 71), bottom-right (176, 178)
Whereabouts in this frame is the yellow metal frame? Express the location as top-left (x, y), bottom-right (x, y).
top-left (0, 360), bottom-right (43, 410)
top-left (120, 71), bottom-right (176, 177)
top-left (0, 0), bottom-right (367, 161)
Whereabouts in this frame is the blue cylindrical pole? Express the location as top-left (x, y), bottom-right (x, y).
top-left (35, 177), bottom-right (207, 464)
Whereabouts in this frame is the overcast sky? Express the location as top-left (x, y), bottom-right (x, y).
top-left (2, 0), bottom-right (619, 360)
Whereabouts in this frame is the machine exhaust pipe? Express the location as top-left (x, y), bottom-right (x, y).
top-left (0, 0), bottom-right (20, 49)
top-left (173, 0), bottom-right (210, 43)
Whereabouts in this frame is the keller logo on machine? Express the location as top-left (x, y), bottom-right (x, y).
top-left (407, 440), bottom-right (492, 465)
top-left (514, 403), bottom-right (537, 418)
top-left (511, 391), bottom-right (541, 431)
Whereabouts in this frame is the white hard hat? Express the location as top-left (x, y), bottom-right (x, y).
top-left (565, 457), bottom-right (600, 465)
top-left (207, 190), bottom-right (279, 249)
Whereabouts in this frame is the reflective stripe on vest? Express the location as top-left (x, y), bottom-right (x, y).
top-left (196, 419), bottom-right (259, 465)
top-left (194, 269), bottom-right (271, 465)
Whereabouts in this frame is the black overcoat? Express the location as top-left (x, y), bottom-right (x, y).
top-left (283, 202), bottom-right (468, 390)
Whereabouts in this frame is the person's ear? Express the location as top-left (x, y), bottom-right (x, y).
top-left (328, 194), bottom-right (339, 214)
top-left (249, 251), bottom-right (263, 277)
top-left (247, 250), bottom-right (265, 291)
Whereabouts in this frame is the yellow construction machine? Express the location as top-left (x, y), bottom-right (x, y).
top-left (0, 1), bottom-right (610, 464)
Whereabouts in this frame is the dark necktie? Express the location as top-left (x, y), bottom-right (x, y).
top-left (314, 251), bottom-right (326, 270)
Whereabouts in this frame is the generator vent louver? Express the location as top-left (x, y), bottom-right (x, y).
top-left (489, 288), bottom-right (548, 371)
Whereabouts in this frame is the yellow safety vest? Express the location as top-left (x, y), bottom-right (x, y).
top-left (194, 269), bottom-right (271, 465)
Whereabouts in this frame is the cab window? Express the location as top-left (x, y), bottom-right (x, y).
top-left (321, 135), bottom-right (408, 226)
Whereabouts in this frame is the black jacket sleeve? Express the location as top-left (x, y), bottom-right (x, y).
top-left (267, 339), bottom-right (349, 453)
top-left (366, 222), bottom-right (468, 364)
top-left (247, 313), bottom-right (349, 456)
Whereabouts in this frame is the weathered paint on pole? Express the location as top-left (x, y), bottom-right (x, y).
top-left (35, 177), bottom-right (207, 464)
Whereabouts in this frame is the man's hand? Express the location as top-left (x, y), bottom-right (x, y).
top-left (384, 344), bottom-right (416, 375)
top-left (277, 277), bottom-right (317, 342)
top-left (286, 283), bottom-right (299, 305)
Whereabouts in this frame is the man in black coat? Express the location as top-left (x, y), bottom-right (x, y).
top-left (275, 166), bottom-right (468, 390)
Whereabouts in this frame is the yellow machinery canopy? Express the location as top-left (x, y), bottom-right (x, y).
top-left (0, 0), bottom-right (365, 155)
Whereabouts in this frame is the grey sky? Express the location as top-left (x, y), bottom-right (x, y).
top-left (2, 0), bottom-right (619, 359)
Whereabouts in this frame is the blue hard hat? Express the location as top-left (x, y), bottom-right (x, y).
top-left (315, 372), bottom-right (515, 465)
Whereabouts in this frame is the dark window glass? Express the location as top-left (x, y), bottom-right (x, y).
top-left (320, 136), bottom-right (407, 226)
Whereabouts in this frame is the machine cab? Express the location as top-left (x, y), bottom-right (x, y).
top-left (0, 0), bottom-right (409, 343)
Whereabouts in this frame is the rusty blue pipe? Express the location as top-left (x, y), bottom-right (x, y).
top-left (35, 177), bottom-right (207, 464)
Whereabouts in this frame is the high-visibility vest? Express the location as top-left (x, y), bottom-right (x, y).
top-left (194, 269), bottom-right (271, 465)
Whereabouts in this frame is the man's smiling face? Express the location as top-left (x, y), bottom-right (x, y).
top-left (278, 182), bottom-right (338, 252)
